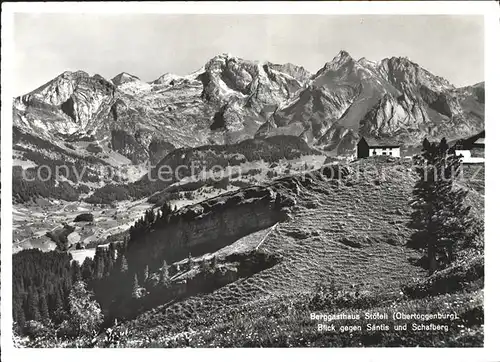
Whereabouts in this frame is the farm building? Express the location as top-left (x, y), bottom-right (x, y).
top-left (454, 130), bottom-right (485, 163)
top-left (356, 137), bottom-right (401, 159)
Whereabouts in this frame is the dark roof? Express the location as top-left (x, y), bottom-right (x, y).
top-left (463, 130), bottom-right (484, 144)
top-left (359, 137), bottom-right (400, 148)
top-left (455, 130), bottom-right (485, 149)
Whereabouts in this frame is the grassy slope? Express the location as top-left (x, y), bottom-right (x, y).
top-left (131, 290), bottom-right (483, 348)
top-left (109, 158), bottom-right (484, 347)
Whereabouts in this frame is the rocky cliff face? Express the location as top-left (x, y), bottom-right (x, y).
top-left (127, 181), bottom-right (299, 269)
top-left (257, 52), bottom-right (484, 154)
top-left (14, 71), bottom-right (116, 136)
top-left (13, 54), bottom-right (309, 166)
top-left (126, 165), bottom-right (348, 270)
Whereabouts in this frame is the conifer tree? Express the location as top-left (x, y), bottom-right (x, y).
top-left (146, 208), bottom-right (155, 225)
top-left (71, 260), bottom-right (82, 282)
top-left (161, 202), bottom-right (173, 223)
top-left (200, 258), bottom-right (211, 277)
top-left (143, 264), bottom-right (149, 283)
top-left (52, 290), bottom-right (68, 325)
top-left (410, 137), bottom-right (472, 273)
top-left (54, 290), bottom-right (63, 308)
top-left (132, 273), bottom-right (141, 299)
top-left (94, 247), bottom-right (105, 279)
top-left (53, 290), bottom-right (64, 314)
top-left (68, 281), bottom-right (103, 338)
top-left (39, 291), bottom-right (50, 322)
top-left (105, 252), bottom-right (114, 277)
top-left (159, 260), bottom-right (171, 288)
top-left (129, 224), bottom-right (137, 243)
top-left (120, 254), bottom-right (129, 273)
top-left (161, 202), bottom-right (170, 217)
top-left (27, 288), bottom-right (41, 321)
top-left (81, 257), bottom-right (94, 281)
top-left (14, 303), bottom-right (26, 332)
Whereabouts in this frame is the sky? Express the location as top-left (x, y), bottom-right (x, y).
top-left (13, 14), bottom-right (484, 96)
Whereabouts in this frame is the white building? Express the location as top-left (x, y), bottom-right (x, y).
top-left (454, 131), bottom-right (485, 164)
top-left (357, 137), bottom-right (401, 159)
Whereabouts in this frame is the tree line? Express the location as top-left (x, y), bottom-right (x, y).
top-left (12, 237), bottom-right (180, 342)
top-left (86, 135), bottom-right (320, 204)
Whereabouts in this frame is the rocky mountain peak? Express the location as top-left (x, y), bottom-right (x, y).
top-left (313, 50), bottom-right (356, 79)
top-left (329, 50), bottom-right (355, 67)
top-left (13, 51), bottom-right (484, 164)
top-left (151, 72), bottom-right (182, 85)
top-left (358, 57), bottom-right (378, 68)
top-left (266, 62), bottom-right (312, 84)
top-left (335, 50), bottom-right (353, 60)
top-left (206, 53), bottom-right (244, 67)
top-left (59, 70), bottom-right (90, 79)
top-left (378, 56), bottom-right (454, 92)
top-left (20, 69), bottom-right (114, 106)
top-left (111, 72), bottom-right (141, 86)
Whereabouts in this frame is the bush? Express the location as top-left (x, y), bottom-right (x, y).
top-left (74, 213), bottom-right (94, 222)
top-left (308, 280), bottom-right (378, 310)
top-left (86, 143), bottom-right (103, 154)
top-left (403, 256), bottom-right (484, 298)
top-left (46, 224), bottom-right (76, 251)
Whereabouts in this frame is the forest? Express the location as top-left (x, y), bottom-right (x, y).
top-left (85, 135), bottom-right (319, 204)
top-left (13, 165), bottom-right (91, 203)
top-left (13, 194), bottom-right (228, 337)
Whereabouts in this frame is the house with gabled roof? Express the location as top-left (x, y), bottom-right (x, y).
top-left (356, 137), bottom-right (401, 159)
top-left (454, 130), bottom-right (484, 163)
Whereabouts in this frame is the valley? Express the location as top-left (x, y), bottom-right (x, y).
top-left (13, 154), bottom-right (327, 255)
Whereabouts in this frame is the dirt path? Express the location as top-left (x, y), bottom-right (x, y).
top-left (255, 223), bottom-right (278, 250)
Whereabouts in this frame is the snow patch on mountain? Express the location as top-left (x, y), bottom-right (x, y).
top-left (111, 72), bottom-right (141, 86)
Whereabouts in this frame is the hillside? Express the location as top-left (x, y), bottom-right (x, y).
top-left (12, 155), bottom-right (485, 348)
top-left (83, 135), bottom-right (323, 205)
top-left (13, 131), bottom-right (321, 205)
top-left (89, 158), bottom-right (483, 347)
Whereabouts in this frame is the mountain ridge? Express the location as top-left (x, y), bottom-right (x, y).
top-left (13, 50), bottom-right (484, 170)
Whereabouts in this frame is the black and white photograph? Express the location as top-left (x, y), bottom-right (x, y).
top-left (1, 2), bottom-right (499, 356)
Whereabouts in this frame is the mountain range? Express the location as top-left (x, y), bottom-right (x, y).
top-left (13, 50), bottom-right (484, 168)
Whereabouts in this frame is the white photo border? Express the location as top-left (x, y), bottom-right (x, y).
top-left (1, 1), bottom-right (499, 361)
